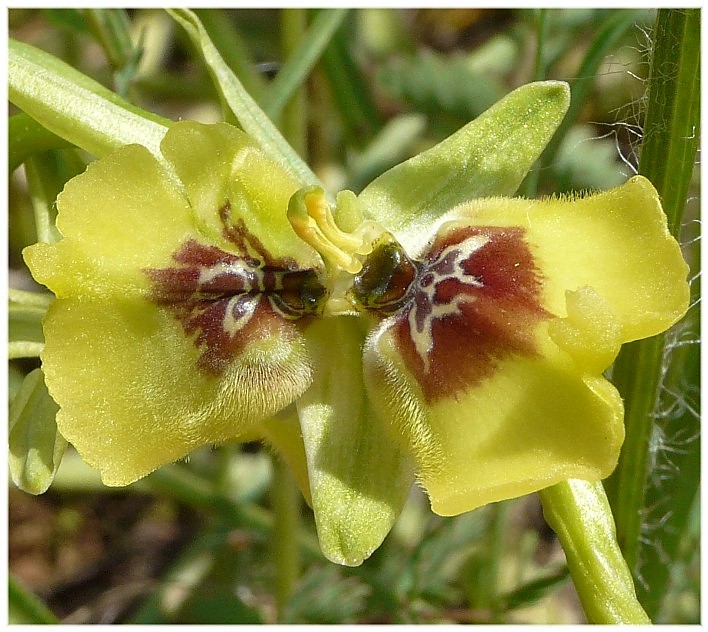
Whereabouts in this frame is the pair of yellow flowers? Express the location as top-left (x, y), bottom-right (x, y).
top-left (23, 82), bottom-right (689, 565)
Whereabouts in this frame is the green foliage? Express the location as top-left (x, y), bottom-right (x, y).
top-left (377, 49), bottom-right (506, 137)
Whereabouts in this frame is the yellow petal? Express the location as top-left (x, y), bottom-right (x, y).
top-left (364, 321), bottom-right (624, 516)
top-left (161, 121), bottom-right (321, 268)
top-left (24, 143), bottom-right (193, 298)
top-left (361, 175), bottom-right (687, 515)
top-left (23, 124), bottom-right (323, 485)
top-left (42, 296), bottom-right (312, 485)
top-left (441, 176), bottom-right (689, 340)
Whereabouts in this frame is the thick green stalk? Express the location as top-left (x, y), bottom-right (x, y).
top-left (539, 481), bottom-right (650, 624)
top-left (605, 8), bottom-right (699, 577)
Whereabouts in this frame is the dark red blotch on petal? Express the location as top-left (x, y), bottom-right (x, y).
top-left (394, 226), bottom-right (550, 402)
top-left (145, 203), bottom-right (325, 375)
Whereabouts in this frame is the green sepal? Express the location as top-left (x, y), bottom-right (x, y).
top-left (167, 8), bottom-right (321, 189)
top-left (358, 80), bottom-right (570, 250)
top-left (9, 38), bottom-right (170, 163)
top-left (9, 368), bottom-right (67, 495)
top-left (296, 317), bottom-right (415, 566)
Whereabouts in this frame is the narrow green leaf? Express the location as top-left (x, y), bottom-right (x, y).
top-left (9, 368), bottom-right (66, 495)
top-left (262, 9), bottom-right (350, 121)
top-left (167, 8), bottom-right (321, 189)
top-left (9, 38), bottom-right (170, 161)
top-left (83, 8), bottom-right (143, 98)
top-left (539, 480), bottom-right (650, 624)
top-left (83, 8), bottom-right (134, 71)
top-left (320, 21), bottom-right (382, 147)
top-left (8, 575), bottom-right (58, 624)
top-left (42, 8), bottom-right (89, 33)
top-left (605, 9), bottom-right (700, 591)
top-left (359, 81), bottom-right (570, 242)
top-left (192, 9), bottom-right (268, 102)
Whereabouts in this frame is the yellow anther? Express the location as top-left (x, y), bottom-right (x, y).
top-left (288, 187), bottom-right (367, 275)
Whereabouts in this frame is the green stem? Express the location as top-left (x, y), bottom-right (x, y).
top-left (604, 7), bottom-right (699, 574)
top-left (539, 480), bottom-right (650, 624)
top-left (271, 458), bottom-right (301, 621)
top-left (483, 502), bottom-right (511, 622)
top-left (532, 9), bottom-right (549, 82)
top-left (8, 341), bottom-right (44, 359)
top-left (268, 11), bottom-right (308, 620)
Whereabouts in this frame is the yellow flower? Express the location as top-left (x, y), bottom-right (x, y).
top-left (24, 122), bottom-right (322, 486)
top-left (23, 82), bottom-right (689, 565)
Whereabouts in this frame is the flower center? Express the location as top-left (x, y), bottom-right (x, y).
top-left (350, 236), bottom-right (419, 315)
top-left (287, 187), bottom-right (373, 275)
top-left (287, 186), bottom-right (417, 317)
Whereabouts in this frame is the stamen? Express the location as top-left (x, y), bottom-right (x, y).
top-left (288, 187), bottom-right (372, 275)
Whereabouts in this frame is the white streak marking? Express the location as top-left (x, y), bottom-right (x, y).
top-left (408, 234), bottom-right (489, 373)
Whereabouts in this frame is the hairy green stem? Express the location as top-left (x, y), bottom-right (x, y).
top-left (605, 7), bottom-right (699, 578)
top-left (539, 480), bottom-right (650, 624)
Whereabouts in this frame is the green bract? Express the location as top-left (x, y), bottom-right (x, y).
top-left (22, 82), bottom-right (689, 565)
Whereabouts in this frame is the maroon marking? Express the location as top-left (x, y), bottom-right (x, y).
top-left (145, 203), bottom-right (325, 375)
top-left (393, 226), bottom-right (550, 402)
